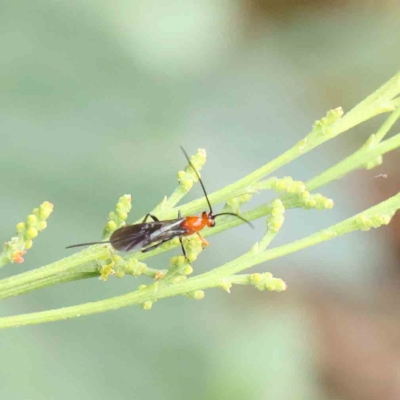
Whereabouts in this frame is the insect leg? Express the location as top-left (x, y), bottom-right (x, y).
top-left (142, 213), bottom-right (160, 223)
top-left (179, 236), bottom-right (188, 259)
top-left (177, 210), bottom-right (188, 260)
top-left (141, 239), bottom-right (170, 253)
top-left (196, 232), bottom-right (210, 247)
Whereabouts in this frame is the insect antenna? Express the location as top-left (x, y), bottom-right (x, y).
top-left (213, 212), bottom-right (253, 228)
top-left (180, 147), bottom-right (253, 229)
top-left (180, 146), bottom-right (213, 214)
top-left (66, 240), bottom-right (110, 249)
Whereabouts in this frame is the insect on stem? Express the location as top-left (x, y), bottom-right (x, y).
top-left (66, 147), bottom-right (253, 258)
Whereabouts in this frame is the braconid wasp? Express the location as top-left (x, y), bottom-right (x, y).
top-left (66, 147), bottom-right (253, 258)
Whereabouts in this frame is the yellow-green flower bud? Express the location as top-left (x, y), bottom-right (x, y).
top-left (301, 191), bottom-right (311, 202)
top-left (177, 170), bottom-right (186, 179)
top-left (39, 202), bottom-right (54, 219)
top-left (192, 290), bottom-right (205, 300)
top-left (106, 220), bottom-right (117, 231)
top-left (38, 221), bottom-right (47, 230)
top-left (27, 214), bottom-right (37, 225)
top-left (187, 253), bottom-right (197, 263)
top-left (250, 273), bottom-right (262, 285)
top-left (181, 179), bottom-right (193, 191)
top-left (26, 227), bottom-right (38, 239)
top-left (183, 265), bottom-right (193, 275)
top-left (116, 211), bottom-right (128, 221)
top-left (115, 270), bottom-right (125, 278)
top-left (274, 279), bottom-right (287, 292)
top-left (142, 301), bottom-right (153, 310)
top-left (16, 222), bottom-right (25, 233)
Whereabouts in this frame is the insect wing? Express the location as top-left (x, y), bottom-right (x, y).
top-left (110, 219), bottom-right (186, 252)
top-left (110, 223), bottom-right (160, 251)
top-left (148, 219), bottom-right (187, 242)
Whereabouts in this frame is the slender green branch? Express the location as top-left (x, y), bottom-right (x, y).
top-left (2, 130), bottom-right (400, 299)
top-left (0, 270), bottom-right (99, 300)
top-left (307, 131), bottom-right (400, 191)
top-left (375, 106), bottom-right (400, 142)
top-left (0, 246), bottom-right (109, 292)
top-left (0, 192), bottom-right (398, 328)
top-left (1, 70), bottom-right (400, 328)
top-left (2, 127), bottom-right (400, 300)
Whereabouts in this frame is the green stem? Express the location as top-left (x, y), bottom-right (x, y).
top-left (3, 131), bottom-right (400, 300)
top-left (0, 247), bottom-right (109, 292)
top-left (0, 270), bottom-right (99, 300)
top-left (1, 71), bottom-right (400, 327)
top-left (375, 107), bottom-right (400, 142)
top-left (307, 131), bottom-right (400, 192)
top-left (0, 130), bottom-right (400, 299)
top-left (1, 192), bottom-right (398, 328)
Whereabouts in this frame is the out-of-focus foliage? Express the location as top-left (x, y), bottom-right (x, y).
top-left (1, 1), bottom-right (399, 399)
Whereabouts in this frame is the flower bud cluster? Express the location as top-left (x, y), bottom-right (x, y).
top-left (311, 107), bottom-right (344, 136)
top-left (356, 212), bottom-right (394, 231)
top-left (267, 199), bottom-right (285, 233)
top-left (103, 195), bottom-right (131, 239)
top-left (299, 192), bottom-right (334, 210)
top-left (1, 201), bottom-right (53, 265)
top-left (270, 177), bottom-right (306, 194)
top-left (250, 272), bottom-right (287, 292)
top-left (177, 149), bottom-right (206, 192)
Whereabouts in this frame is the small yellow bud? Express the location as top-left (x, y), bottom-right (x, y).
top-left (324, 199), bottom-right (334, 209)
top-left (39, 202), bottom-right (53, 219)
top-left (27, 214), bottom-right (37, 225)
top-left (250, 273), bottom-right (262, 284)
top-left (116, 211), bottom-right (128, 221)
top-left (38, 221), bottom-right (47, 230)
top-left (274, 279), bottom-right (287, 292)
top-left (115, 270), bottom-right (125, 278)
top-left (142, 301), bottom-right (153, 310)
top-left (106, 221), bottom-right (117, 231)
top-left (193, 290), bottom-right (205, 300)
top-left (183, 265), bottom-right (193, 275)
top-left (306, 199), bottom-right (317, 208)
top-left (16, 222), bottom-right (25, 233)
top-left (181, 179), bottom-right (193, 191)
top-left (26, 227), bottom-right (38, 239)
top-left (187, 253), bottom-right (197, 263)
top-left (301, 191), bottom-right (311, 202)
top-left (177, 170), bottom-right (186, 179)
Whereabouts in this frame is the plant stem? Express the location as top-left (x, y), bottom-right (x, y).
top-left (1, 192), bottom-right (398, 328)
top-left (1, 71), bottom-right (400, 328)
top-left (2, 131), bottom-right (400, 300)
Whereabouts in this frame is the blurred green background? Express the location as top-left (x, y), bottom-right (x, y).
top-left (1, 1), bottom-right (400, 399)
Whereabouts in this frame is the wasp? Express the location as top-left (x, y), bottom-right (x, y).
top-left (67, 147), bottom-right (252, 258)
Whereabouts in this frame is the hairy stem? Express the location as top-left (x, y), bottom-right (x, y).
top-left (0, 192), bottom-right (398, 328)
